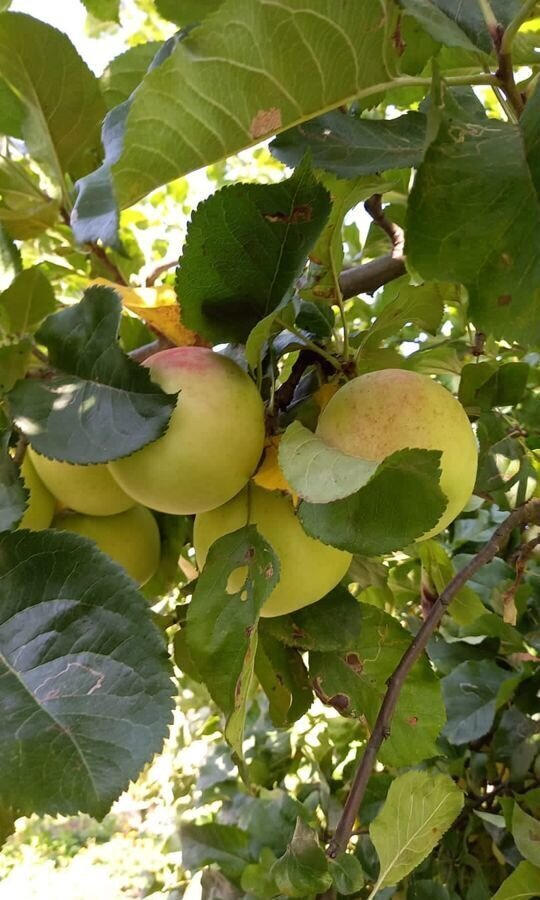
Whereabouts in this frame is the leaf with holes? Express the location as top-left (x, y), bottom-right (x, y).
top-left (186, 526), bottom-right (279, 758)
top-left (7, 285), bottom-right (176, 463)
top-left (370, 770), bottom-right (464, 890)
top-left (309, 601), bottom-right (446, 767)
top-left (177, 158), bottom-right (331, 344)
top-left (0, 529), bottom-right (173, 818)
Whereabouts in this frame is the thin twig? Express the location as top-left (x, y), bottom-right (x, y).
top-left (146, 259), bottom-right (178, 287)
top-left (89, 243), bottom-right (128, 286)
top-left (326, 498), bottom-right (540, 860)
top-left (364, 194), bottom-right (405, 258)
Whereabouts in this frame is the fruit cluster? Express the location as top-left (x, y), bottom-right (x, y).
top-left (19, 347), bottom-right (478, 612)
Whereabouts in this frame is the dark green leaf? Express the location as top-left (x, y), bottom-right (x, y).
top-left (310, 602), bottom-right (445, 766)
top-left (177, 159), bottom-right (331, 344)
top-left (109, 0), bottom-right (389, 209)
top-left (329, 853), bottom-right (365, 894)
top-left (186, 526), bottom-right (279, 758)
top-left (271, 818), bottom-right (332, 897)
top-left (407, 880), bottom-right (451, 900)
top-left (264, 586), bottom-right (362, 652)
top-left (0, 12), bottom-right (106, 182)
top-left (0, 427), bottom-right (27, 530)
top-left (299, 448), bottom-right (445, 556)
top-left (8, 285), bottom-right (176, 463)
top-left (0, 267), bottom-right (56, 335)
top-left (494, 707), bottom-right (540, 783)
top-left (180, 822), bottom-right (251, 882)
top-left (442, 660), bottom-right (516, 745)
top-left (459, 362), bottom-right (530, 414)
top-left (272, 111), bottom-right (426, 178)
top-left (522, 80), bottom-right (540, 199)
top-left (407, 113), bottom-right (540, 344)
top-left (100, 42), bottom-right (162, 110)
top-left (255, 632), bottom-right (312, 727)
top-left (0, 529), bottom-right (173, 818)
top-left (155, 0), bottom-right (224, 25)
top-left (142, 514), bottom-right (192, 601)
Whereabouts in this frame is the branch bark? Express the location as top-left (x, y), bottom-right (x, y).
top-left (129, 335), bottom-right (175, 363)
top-left (338, 194), bottom-right (406, 300)
top-left (325, 498), bottom-right (540, 860)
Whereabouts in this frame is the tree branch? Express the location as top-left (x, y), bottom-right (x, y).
top-left (129, 335), bottom-right (175, 363)
top-left (145, 259), bottom-right (178, 287)
top-left (326, 498), bottom-right (540, 860)
top-left (338, 194), bottom-right (406, 300)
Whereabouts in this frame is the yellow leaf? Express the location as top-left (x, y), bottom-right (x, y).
top-left (253, 435), bottom-right (298, 503)
top-left (90, 277), bottom-right (202, 346)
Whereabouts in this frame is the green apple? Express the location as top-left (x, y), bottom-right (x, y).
top-left (316, 369), bottom-right (478, 540)
top-left (194, 483), bottom-right (352, 618)
top-left (19, 453), bottom-right (55, 530)
top-left (28, 447), bottom-right (135, 516)
top-left (109, 347), bottom-right (265, 515)
top-left (54, 505), bottom-right (160, 586)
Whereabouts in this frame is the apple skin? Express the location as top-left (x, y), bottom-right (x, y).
top-left (109, 347), bottom-right (266, 515)
top-left (54, 505), bottom-right (160, 586)
top-left (316, 369), bottom-right (478, 540)
top-left (194, 484), bottom-right (352, 618)
top-left (28, 446), bottom-right (135, 516)
top-left (19, 454), bottom-right (55, 530)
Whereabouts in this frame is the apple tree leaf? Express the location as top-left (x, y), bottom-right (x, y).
top-left (0, 529), bottom-right (174, 818)
top-left (442, 660), bottom-right (517, 745)
top-left (512, 804), bottom-right (540, 867)
top-left (407, 111), bottom-right (540, 344)
top-left (271, 818), bottom-right (332, 897)
top-left (155, 0), bottom-right (224, 26)
top-left (0, 266), bottom-right (56, 336)
top-left (100, 43), bottom-right (162, 110)
top-left (0, 12), bottom-right (106, 183)
top-left (7, 285), bottom-right (176, 464)
top-left (177, 158), bottom-right (331, 344)
top-left (490, 862), bottom-right (540, 900)
top-left (309, 601), bottom-right (446, 767)
top-left (271, 111), bottom-right (426, 179)
top-left (108, 0), bottom-right (389, 209)
top-left (370, 770), bottom-right (464, 890)
top-left (0, 425), bottom-right (27, 531)
top-left (298, 447), bottom-right (445, 556)
top-left (186, 526), bottom-right (279, 759)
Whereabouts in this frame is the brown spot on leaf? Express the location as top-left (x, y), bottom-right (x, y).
top-left (312, 677), bottom-right (350, 712)
top-left (245, 625), bottom-right (255, 638)
top-left (243, 546), bottom-right (255, 562)
top-left (345, 653), bottom-right (364, 675)
top-left (407, 716), bottom-right (418, 726)
top-left (291, 624), bottom-right (305, 642)
top-left (500, 252), bottom-right (512, 267)
top-left (264, 204), bottom-right (313, 225)
top-left (498, 294), bottom-right (512, 306)
top-left (264, 563), bottom-right (274, 580)
top-left (250, 107), bottom-right (282, 139)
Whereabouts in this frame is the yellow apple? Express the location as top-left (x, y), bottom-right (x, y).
top-left (194, 484), bottom-right (352, 618)
top-left (109, 347), bottom-right (265, 515)
top-left (54, 505), bottom-right (160, 586)
top-left (28, 447), bottom-right (135, 516)
top-left (316, 369), bottom-right (478, 540)
top-left (19, 453), bottom-right (55, 530)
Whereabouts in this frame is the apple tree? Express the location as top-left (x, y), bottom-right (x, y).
top-left (0, 1), bottom-right (539, 897)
